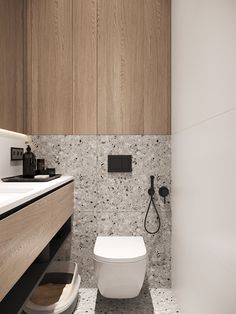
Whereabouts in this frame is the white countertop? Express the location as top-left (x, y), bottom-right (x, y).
top-left (0, 175), bottom-right (73, 217)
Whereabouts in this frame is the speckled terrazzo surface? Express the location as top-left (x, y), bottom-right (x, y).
top-left (31, 135), bottom-right (171, 288)
top-left (74, 288), bottom-right (180, 314)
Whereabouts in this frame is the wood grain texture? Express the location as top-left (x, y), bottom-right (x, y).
top-left (25, 0), bottom-right (170, 135)
top-left (0, 0), bottom-right (24, 133)
top-left (24, 0), bottom-right (32, 134)
top-left (0, 182), bottom-right (74, 301)
top-left (73, 0), bottom-right (97, 134)
top-left (144, 0), bottom-right (171, 134)
top-left (98, 0), bottom-right (144, 134)
top-left (29, 0), bottom-right (73, 134)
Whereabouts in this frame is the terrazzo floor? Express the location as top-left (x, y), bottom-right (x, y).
top-left (74, 287), bottom-right (181, 314)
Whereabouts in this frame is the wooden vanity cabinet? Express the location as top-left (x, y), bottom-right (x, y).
top-left (0, 182), bottom-right (74, 302)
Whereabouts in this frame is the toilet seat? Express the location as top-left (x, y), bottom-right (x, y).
top-left (93, 236), bottom-right (146, 263)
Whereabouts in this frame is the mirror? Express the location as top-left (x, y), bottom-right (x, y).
top-left (0, 0), bottom-right (24, 133)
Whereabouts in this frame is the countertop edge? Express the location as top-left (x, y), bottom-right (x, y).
top-left (0, 176), bottom-right (74, 217)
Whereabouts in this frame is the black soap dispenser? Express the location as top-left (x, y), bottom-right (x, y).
top-left (23, 145), bottom-right (36, 178)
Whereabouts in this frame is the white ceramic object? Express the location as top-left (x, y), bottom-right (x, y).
top-left (23, 262), bottom-right (81, 314)
top-left (93, 236), bottom-right (147, 299)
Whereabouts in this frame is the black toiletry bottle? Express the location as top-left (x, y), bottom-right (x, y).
top-left (23, 145), bottom-right (36, 178)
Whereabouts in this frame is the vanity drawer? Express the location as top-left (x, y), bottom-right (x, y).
top-left (0, 182), bottom-right (74, 301)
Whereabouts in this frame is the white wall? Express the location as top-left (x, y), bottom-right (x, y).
top-left (0, 129), bottom-right (28, 179)
top-left (172, 1), bottom-right (236, 314)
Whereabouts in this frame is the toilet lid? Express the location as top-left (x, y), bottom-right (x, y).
top-left (93, 236), bottom-right (147, 263)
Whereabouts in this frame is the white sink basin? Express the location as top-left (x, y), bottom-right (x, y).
top-left (0, 193), bottom-right (16, 204)
top-left (0, 187), bottom-right (35, 206)
top-left (0, 193), bottom-right (23, 205)
top-left (0, 187), bottom-right (34, 194)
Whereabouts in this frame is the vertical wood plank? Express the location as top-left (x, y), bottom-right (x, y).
top-left (0, 0), bottom-right (24, 133)
top-left (98, 0), bottom-right (144, 134)
top-left (73, 0), bottom-right (97, 134)
top-left (30, 0), bottom-right (73, 134)
top-left (144, 0), bottom-right (171, 134)
top-left (24, 0), bottom-right (32, 134)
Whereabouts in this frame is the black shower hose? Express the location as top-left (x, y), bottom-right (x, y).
top-left (144, 195), bottom-right (161, 234)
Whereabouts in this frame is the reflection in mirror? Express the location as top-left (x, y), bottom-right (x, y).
top-left (0, 0), bottom-right (24, 133)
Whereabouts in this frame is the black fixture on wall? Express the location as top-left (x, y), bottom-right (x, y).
top-left (108, 155), bottom-right (132, 172)
top-left (144, 177), bottom-right (170, 234)
top-left (159, 186), bottom-right (169, 204)
top-left (144, 176), bottom-right (161, 234)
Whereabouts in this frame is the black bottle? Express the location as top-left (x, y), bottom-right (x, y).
top-left (23, 145), bottom-right (36, 178)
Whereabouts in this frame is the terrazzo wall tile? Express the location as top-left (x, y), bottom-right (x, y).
top-left (31, 135), bottom-right (171, 288)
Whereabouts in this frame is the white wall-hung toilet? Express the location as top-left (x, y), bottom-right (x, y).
top-left (93, 236), bottom-right (147, 299)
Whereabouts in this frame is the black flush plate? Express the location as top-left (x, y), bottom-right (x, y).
top-left (11, 147), bottom-right (24, 161)
top-left (108, 155), bottom-right (132, 172)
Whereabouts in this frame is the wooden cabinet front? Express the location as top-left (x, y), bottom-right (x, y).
top-left (144, 0), bottom-right (171, 134)
top-left (0, 0), bottom-right (24, 133)
top-left (97, 0), bottom-right (144, 134)
top-left (97, 0), bottom-right (170, 135)
top-left (73, 0), bottom-right (97, 134)
top-left (0, 182), bottom-right (74, 301)
top-left (27, 0), bottom-right (73, 135)
top-left (25, 0), bottom-right (170, 135)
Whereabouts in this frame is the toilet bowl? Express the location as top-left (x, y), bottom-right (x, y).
top-left (93, 236), bottom-right (147, 299)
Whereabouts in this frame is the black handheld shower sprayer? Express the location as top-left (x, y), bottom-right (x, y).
top-left (148, 175), bottom-right (155, 197)
top-left (144, 176), bottom-right (169, 234)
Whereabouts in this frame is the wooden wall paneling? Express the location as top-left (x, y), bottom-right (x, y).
top-left (144, 0), bottom-right (171, 134)
top-left (0, 182), bottom-right (74, 301)
top-left (24, 0), bottom-right (32, 134)
top-left (25, 0), bottom-right (170, 135)
top-left (73, 0), bottom-right (97, 134)
top-left (0, 0), bottom-right (24, 133)
top-left (30, 0), bottom-right (73, 134)
top-left (98, 0), bottom-right (144, 134)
